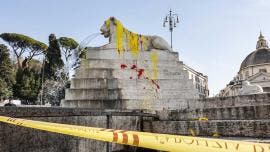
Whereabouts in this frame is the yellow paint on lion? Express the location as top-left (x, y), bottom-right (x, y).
top-left (141, 36), bottom-right (148, 51)
top-left (127, 31), bottom-right (139, 58)
top-left (116, 20), bottom-right (124, 54)
top-left (111, 18), bottom-right (150, 59)
top-left (0, 116), bottom-right (269, 152)
top-left (105, 19), bottom-right (110, 29)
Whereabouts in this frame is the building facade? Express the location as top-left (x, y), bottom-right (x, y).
top-left (183, 64), bottom-right (209, 98)
top-left (219, 32), bottom-right (270, 97)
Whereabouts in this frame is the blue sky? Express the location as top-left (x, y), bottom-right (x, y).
top-left (1, 0), bottom-right (270, 95)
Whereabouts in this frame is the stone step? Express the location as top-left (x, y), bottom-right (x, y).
top-left (70, 78), bottom-right (119, 89)
top-left (80, 58), bottom-right (183, 70)
top-left (65, 88), bottom-right (196, 100)
top-left (65, 88), bottom-right (121, 100)
top-left (161, 105), bottom-right (270, 120)
top-left (86, 48), bottom-right (179, 61)
top-left (61, 99), bottom-right (123, 109)
top-left (70, 78), bottom-right (195, 90)
top-left (75, 68), bottom-right (114, 79)
top-left (75, 68), bottom-right (187, 80)
top-left (63, 98), bottom-right (189, 110)
top-left (78, 66), bottom-right (184, 75)
top-left (143, 119), bottom-right (270, 138)
top-left (123, 99), bottom-right (190, 110)
top-left (188, 93), bottom-right (270, 109)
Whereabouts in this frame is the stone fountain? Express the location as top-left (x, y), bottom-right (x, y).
top-left (62, 17), bottom-right (198, 110)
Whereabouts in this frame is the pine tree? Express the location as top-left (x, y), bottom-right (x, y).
top-left (0, 33), bottom-right (47, 69)
top-left (44, 34), bottom-right (64, 80)
top-left (0, 44), bottom-right (15, 100)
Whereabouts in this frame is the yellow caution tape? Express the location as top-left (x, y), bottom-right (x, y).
top-left (0, 115), bottom-right (269, 152)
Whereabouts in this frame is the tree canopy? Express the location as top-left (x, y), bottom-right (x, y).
top-left (0, 33), bottom-right (48, 68)
top-left (57, 37), bottom-right (79, 79)
top-left (0, 32), bottom-right (80, 105)
top-left (58, 37), bottom-right (78, 52)
top-left (58, 37), bottom-right (78, 61)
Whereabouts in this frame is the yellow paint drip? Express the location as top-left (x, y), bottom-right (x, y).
top-left (113, 19), bottom-right (141, 58)
top-left (129, 32), bottom-right (139, 58)
top-left (140, 36), bottom-right (148, 50)
top-left (116, 20), bottom-right (124, 54)
top-left (150, 51), bottom-right (158, 80)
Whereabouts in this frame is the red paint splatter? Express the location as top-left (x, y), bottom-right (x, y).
top-left (137, 69), bottom-right (144, 79)
top-left (120, 64), bottom-right (127, 69)
top-left (130, 64), bottom-right (137, 69)
top-left (129, 77), bottom-right (133, 79)
top-left (151, 79), bottom-right (160, 89)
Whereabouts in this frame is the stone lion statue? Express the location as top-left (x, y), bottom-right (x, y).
top-left (239, 81), bottom-right (263, 95)
top-left (99, 17), bottom-right (172, 52)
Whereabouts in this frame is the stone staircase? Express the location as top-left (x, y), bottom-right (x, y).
top-left (144, 93), bottom-right (270, 139)
top-left (162, 105), bottom-right (270, 120)
top-left (63, 48), bottom-right (198, 110)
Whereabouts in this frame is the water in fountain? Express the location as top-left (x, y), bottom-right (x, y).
top-left (78, 33), bottom-right (101, 50)
top-left (69, 33), bottom-right (101, 78)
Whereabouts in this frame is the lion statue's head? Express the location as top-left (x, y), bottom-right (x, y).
top-left (100, 17), bottom-right (117, 38)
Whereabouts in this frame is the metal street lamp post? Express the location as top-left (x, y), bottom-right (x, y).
top-left (163, 9), bottom-right (180, 49)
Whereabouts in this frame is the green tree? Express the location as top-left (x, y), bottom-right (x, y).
top-left (58, 37), bottom-right (78, 63)
top-left (0, 44), bottom-right (15, 99)
top-left (13, 68), bottom-right (41, 104)
top-left (58, 37), bottom-right (78, 80)
top-left (44, 34), bottom-right (64, 80)
top-left (0, 33), bottom-right (47, 68)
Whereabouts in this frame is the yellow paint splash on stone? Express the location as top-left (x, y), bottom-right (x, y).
top-left (150, 50), bottom-right (158, 80)
top-left (189, 129), bottom-right (196, 136)
top-left (212, 132), bottom-right (220, 138)
top-left (198, 117), bottom-right (209, 121)
top-left (107, 18), bottom-right (160, 111)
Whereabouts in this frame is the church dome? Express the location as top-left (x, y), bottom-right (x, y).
top-left (240, 32), bottom-right (270, 70)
